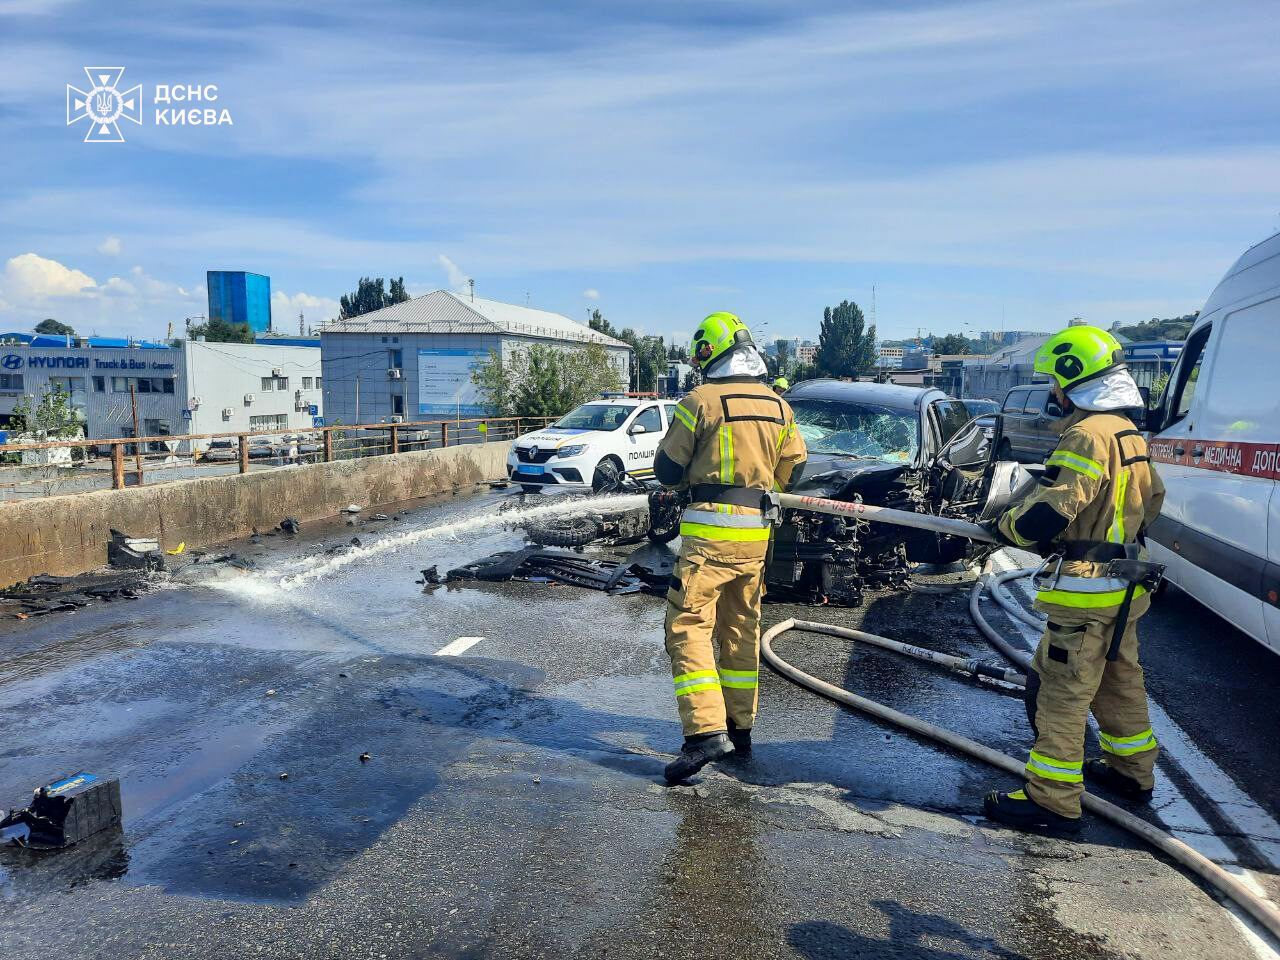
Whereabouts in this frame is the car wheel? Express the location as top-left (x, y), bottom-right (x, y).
top-left (646, 489), bottom-right (683, 544)
top-left (524, 515), bottom-right (604, 547)
top-left (997, 439), bottom-right (1014, 462)
top-left (591, 458), bottom-right (624, 494)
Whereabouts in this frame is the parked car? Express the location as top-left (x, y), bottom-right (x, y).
top-left (508, 394), bottom-right (676, 493)
top-left (1144, 230), bottom-right (1280, 654)
top-left (200, 439), bottom-right (237, 463)
top-left (997, 383), bottom-right (1061, 463)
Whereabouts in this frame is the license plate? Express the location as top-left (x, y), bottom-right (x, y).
top-left (517, 464), bottom-right (545, 475)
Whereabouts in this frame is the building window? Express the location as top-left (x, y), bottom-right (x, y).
top-left (0, 373), bottom-right (23, 391)
top-left (249, 413), bottom-right (289, 430)
top-left (381, 336), bottom-right (388, 344)
top-left (391, 336), bottom-right (399, 343)
top-left (112, 377), bottom-right (129, 392)
top-left (392, 394), bottom-right (404, 415)
top-left (93, 376), bottom-right (105, 392)
top-left (261, 376), bottom-right (275, 391)
top-left (316, 376), bottom-right (322, 389)
top-left (302, 376), bottom-right (313, 390)
top-left (389, 349), bottom-right (402, 368)
top-left (276, 377), bottom-right (288, 390)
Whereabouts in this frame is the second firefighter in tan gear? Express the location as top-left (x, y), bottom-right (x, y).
top-left (656, 312), bottom-right (806, 782)
top-left (985, 325), bottom-right (1165, 830)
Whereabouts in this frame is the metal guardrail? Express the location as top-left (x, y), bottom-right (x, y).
top-left (0, 416), bottom-right (552, 497)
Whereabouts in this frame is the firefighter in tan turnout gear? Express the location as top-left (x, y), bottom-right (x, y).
top-left (655, 312), bottom-right (807, 783)
top-left (984, 325), bottom-right (1166, 832)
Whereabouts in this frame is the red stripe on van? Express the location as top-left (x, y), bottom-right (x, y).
top-left (1149, 438), bottom-right (1280, 479)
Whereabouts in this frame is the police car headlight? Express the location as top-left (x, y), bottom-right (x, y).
top-left (557, 444), bottom-right (588, 458)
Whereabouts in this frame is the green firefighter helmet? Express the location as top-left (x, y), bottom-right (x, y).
top-left (690, 311), bottom-right (753, 370)
top-left (1033, 325), bottom-right (1125, 392)
top-left (773, 377), bottom-right (790, 392)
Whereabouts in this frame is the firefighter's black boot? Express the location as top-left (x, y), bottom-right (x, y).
top-left (726, 719), bottom-right (752, 757)
top-left (1084, 759), bottom-right (1154, 804)
top-left (982, 789), bottom-right (1083, 834)
top-left (664, 732), bottom-right (733, 784)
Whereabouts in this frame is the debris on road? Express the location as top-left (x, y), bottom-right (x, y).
top-left (107, 529), bottom-right (166, 572)
top-left (1, 570), bottom-right (150, 617)
top-left (344, 504), bottom-right (362, 514)
top-left (440, 542), bottom-right (675, 596)
top-left (0, 772), bottom-right (122, 849)
top-left (279, 517), bottom-right (301, 534)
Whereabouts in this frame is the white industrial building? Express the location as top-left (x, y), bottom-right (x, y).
top-left (0, 339), bottom-right (323, 451)
top-left (319, 290), bottom-right (631, 424)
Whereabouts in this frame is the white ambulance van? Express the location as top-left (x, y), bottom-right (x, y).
top-left (1145, 231), bottom-right (1280, 654)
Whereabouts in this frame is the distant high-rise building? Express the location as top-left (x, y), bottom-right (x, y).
top-left (207, 271), bottom-right (273, 334)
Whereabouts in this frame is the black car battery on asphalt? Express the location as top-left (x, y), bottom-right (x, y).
top-left (0, 773), bottom-right (123, 849)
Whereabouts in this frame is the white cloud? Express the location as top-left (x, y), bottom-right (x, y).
top-left (437, 254), bottom-right (469, 293)
top-left (97, 236), bottom-right (122, 256)
top-left (3, 253), bottom-right (96, 299)
top-left (582, 288), bottom-right (600, 300)
top-left (272, 289), bottom-right (341, 327)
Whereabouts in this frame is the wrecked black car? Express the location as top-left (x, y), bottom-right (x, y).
top-left (769, 379), bottom-right (1007, 604)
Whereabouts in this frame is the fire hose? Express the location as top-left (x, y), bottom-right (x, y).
top-left (761, 492), bottom-right (1280, 942)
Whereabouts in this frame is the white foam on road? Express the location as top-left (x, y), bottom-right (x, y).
top-left (212, 493), bottom-right (647, 599)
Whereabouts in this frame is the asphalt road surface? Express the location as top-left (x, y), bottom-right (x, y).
top-left (1, 485), bottom-right (1278, 959)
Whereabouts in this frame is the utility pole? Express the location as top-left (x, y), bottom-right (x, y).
top-left (355, 374), bottom-right (361, 424)
top-left (299, 311), bottom-right (305, 336)
top-left (468, 278), bottom-right (475, 303)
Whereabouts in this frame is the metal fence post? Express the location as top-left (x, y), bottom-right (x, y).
top-left (323, 429), bottom-right (333, 462)
top-left (390, 425), bottom-right (400, 455)
top-left (441, 423), bottom-right (449, 448)
top-left (238, 434), bottom-right (249, 474)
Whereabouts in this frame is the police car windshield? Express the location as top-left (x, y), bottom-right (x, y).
top-left (789, 398), bottom-right (919, 462)
top-left (554, 403), bottom-right (631, 431)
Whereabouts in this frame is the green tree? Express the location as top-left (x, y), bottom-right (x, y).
top-left (816, 300), bottom-right (876, 378)
top-left (775, 339), bottom-right (793, 373)
top-left (11, 384), bottom-right (82, 437)
top-left (931, 333), bottom-right (970, 356)
top-left (1113, 314), bottom-right (1197, 343)
top-left (588, 309), bottom-right (666, 392)
top-left (35, 318), bottom-right (75, 336)
top-left (471, 343), bottom-right (624, 418)
top-left (339, 276), bottom-right (410, 319)
top-left (188, 316), bottom-right (256, 343)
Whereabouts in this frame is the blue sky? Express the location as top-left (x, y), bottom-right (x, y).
top-left (1, 0), bottom-right (1278, 346)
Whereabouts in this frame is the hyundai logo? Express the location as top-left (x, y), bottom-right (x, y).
top-left (1, 354), bottom-right (23, 370)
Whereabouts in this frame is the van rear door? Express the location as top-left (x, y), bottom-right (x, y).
top-left (1149, 308), bottom-right (1277, 648)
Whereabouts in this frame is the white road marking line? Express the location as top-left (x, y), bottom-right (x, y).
top-left (436, 636), bottom-right (485, 657)
top-left (990, 551), bottom-right (1280, 959)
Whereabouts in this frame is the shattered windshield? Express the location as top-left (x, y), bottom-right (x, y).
top-left (553, 403), bottom-right (630, 431)
top-left (789, 398), bottom-right (919, 462)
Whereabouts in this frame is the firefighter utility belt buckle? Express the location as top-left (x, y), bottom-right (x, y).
top-left (1031, 554), bottom-right (1065, 592)
top-left (1104, 558), bottom-right (1166, 591)
top-left (762, 491), bottom-right (782, 526)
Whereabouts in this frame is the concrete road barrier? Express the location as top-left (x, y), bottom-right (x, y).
top-left (0, 441), bottom-right (512, 587)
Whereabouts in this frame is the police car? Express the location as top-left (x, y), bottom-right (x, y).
top-left (508, 394), bottom-right (681, 492)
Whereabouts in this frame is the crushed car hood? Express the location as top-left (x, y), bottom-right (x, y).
top-left (790, 453), bottom-right (910, 500)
